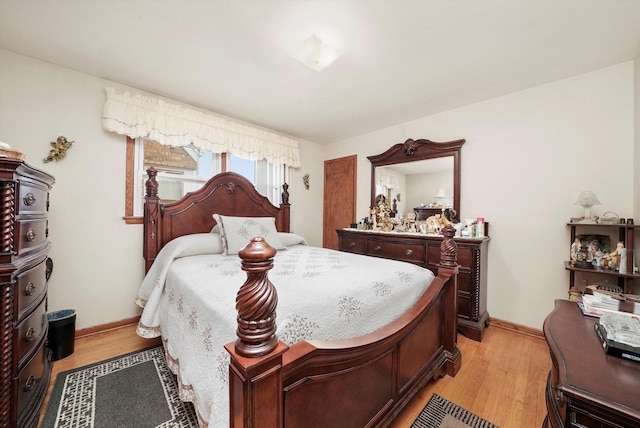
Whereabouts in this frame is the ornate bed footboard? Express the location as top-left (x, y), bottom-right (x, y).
top-left (226, 226), bottom-right (461, 428)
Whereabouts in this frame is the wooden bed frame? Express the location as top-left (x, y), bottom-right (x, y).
top-left (143, 167), bottom-right (461, 427)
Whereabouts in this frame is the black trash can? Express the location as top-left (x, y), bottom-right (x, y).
top-left (47, 309), bottom-right (76, 361)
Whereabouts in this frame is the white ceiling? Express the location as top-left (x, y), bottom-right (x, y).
top-left (1, 0), bottom-right (639, 144)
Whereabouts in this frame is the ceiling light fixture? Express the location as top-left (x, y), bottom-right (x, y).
top-left (294, 34), bottom-right (341, 72)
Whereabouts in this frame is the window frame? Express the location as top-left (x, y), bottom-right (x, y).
top-left (123, 137), bottom-right (289, 224)
top-left (123, 137), bottom-right (229, 224)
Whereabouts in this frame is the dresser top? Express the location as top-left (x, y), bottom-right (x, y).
top-left (338, 228), bottom-right (489, 242)
top-left (0, 158), bottom-right (55, 185)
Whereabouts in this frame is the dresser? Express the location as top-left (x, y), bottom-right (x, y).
top-left (337, 228), bottom-right (489, 341)
top-left (0, 159), bottom-right (55, 428)
top-left (543, 300), bottom-right (640, 428)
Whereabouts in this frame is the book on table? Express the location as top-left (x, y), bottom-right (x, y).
top-left (594, 311), bottom-right (640, 362)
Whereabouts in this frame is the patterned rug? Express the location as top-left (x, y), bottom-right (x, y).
top-left (412, 394), bottom-right (500, 428)
top-left (41, 345), bottom-right (198, 428)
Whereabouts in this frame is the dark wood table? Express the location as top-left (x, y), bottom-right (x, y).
top-left (543, 300), bottom-right (640, 427)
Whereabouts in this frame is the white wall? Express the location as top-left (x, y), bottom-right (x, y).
top-left (0, 49), bottom-right (324, 330)
top-left (324, 62), bottom-right (635, 330)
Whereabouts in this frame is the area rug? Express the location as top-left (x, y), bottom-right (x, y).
top-left (412, 394), bottom-right (500, 428)
top-left (42, 345), bottom-right (198, 428)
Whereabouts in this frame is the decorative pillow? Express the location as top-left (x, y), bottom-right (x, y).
top-left (212, 214), bottom-right (285, 255)
top-left (278, 232), bottom-right (308, 247)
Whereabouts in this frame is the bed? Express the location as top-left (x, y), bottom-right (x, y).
top-left (138, 167), bottom-right (461, 427)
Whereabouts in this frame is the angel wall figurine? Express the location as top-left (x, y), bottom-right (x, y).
top-left (43, 136), bottom-right (74, 163)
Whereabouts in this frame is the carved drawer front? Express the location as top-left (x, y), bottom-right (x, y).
top-left (16, 345), bottom-right (47, 418)
top-left (339, 234), bottom-right (366, 254)
top-left (18, 183), bottom-right (49, 215)
top-left (16, 259), bottom-right (48, 321)
top-left (16, 298), bottom-right (47, 368)
top-left (367, 239), bottom-right (425, 264)
top-left (15, 219), bottom-right (48, 256)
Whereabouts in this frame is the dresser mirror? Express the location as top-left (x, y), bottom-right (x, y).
top-left (368, 138), bottom-right (465, 220)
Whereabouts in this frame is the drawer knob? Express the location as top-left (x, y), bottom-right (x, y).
top-left (26, 229), bottom-right (37, 242)
top-left (405, 249), bottom-right (413, 256)
top-left (374, 245), bottom-right (381, 251)
top-left (24, 375), bottom-right (37, 391)
top-left (25, 282), bottom-right (36, 296)
top-left (349, 242), bottom-right (356, 247)
top-left (23, 192), bottom-right (36, 206)
top-left (25, 327), bottom-right (36, 342)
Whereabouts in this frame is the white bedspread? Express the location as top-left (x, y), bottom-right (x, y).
top-left (136, 235), bottom-right (434, 427)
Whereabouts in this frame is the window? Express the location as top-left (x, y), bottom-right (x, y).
top-left (124, 137), bottom-right (290, 222)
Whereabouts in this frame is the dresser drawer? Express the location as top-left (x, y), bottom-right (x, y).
top-left (16, 344), bottom-right (48, 419)
top-left (339, 233), bottom-right (366, 254)
top-left (16, 298), bottom-right (47, 368)
top-left (456, 246), bottom-right (475, 269)
top-left (367, 239), bottom-right (425, 264)
top-left (15, 219), bottom-right (48, 256)
top-left (18, 182), bottom-right (49, 215)
top-left (16, 259), bottom-right (48, 322)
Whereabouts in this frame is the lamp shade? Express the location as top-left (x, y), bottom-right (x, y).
top-left (434, 188), bottom-right (446, 198)
top-left (574, 191), bottom-right (601, 218)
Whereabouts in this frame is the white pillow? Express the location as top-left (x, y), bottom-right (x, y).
top-left (278, 232), bottom-right (308, 247)
top-left (212, 214), bottom-right (285, 255)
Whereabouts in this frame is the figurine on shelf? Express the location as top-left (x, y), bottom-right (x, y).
top-left (587, 239), bottom-right (604, 266)
top-left (568, 286), bottom-right (583, 302)
top-left (602, 241), bottom-right (624, 270)
top-left (570, 238), bottom-right (581, 263)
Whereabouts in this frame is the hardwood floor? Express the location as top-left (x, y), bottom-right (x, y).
top-left (39, 324), bottom-right (550, 427)
top-left (391, 327), bottom-right (550, 427)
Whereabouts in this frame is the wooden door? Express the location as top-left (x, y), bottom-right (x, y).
top-left (323, 155), bottom-right (357, 249)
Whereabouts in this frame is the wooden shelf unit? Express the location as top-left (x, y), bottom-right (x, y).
top-left (565, 222), bottom-right (639, 293)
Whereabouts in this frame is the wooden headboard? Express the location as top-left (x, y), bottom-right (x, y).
top-left (143, 167), bottom-right (290, 271)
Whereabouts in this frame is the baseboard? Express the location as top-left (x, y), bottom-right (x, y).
top-left (488, 317), bottom-right (544, 340)
top-left (75, 315), bottom-right (141, 338)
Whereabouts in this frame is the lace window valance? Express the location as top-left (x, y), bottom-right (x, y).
top-left (102, 87), bottom-right (301, 167)
top-left (376, 168), bottom-right (400, 189)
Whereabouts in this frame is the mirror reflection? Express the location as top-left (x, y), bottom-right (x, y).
top-left (375, 157), bottom-right (454, 219)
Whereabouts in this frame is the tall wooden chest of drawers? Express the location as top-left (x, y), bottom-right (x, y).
top-left (0, 159), bottom-right (55, 428)
top-left (337, 228), bottom-right (489, 341)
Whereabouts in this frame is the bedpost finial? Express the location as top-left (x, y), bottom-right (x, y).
top-left (281, 182), bottom-right (289, 205)
top-left (439, 225), bottom-right (458, 268)
top-left (235, 237), bottom-right (279, 357)
top-left (145, 167), bottom-right (159, 198)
